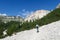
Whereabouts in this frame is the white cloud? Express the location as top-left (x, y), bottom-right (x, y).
top-left (17, 15), bottom-right (20, 16)
top-left (22, 9), bottom-right (26, 12)
top-left (0, 13), bottom-right (7, 16)
top-left (19, 9), bottom-right (34, 18)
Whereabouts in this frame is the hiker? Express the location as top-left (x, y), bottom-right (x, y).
top-left (36, 24), bottom-right (39, 33)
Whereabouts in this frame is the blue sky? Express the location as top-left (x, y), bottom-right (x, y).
top-left (0, 0), bottom-right (60, 17)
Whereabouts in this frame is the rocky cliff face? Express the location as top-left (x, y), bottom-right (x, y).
top-left (56, 3), bottom-right (60, 8)
top-left (24, 10), bottom-right (50, 22)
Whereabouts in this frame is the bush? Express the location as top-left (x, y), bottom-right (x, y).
top-left (6, 21), bottom-right (20, 36)
top-left (0, 21), bottom-right (5, 38)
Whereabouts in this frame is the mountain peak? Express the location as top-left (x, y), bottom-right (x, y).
top-left (24, 10), bottom-right (50, 22)
top-left (56, 3), bottom-right (60, 8)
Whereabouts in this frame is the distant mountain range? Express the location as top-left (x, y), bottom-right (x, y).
top-left (0, 15), bottom-right (23, 23)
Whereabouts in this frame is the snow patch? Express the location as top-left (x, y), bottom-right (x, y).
top-left (1, 20), bottom-right (60, 40)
